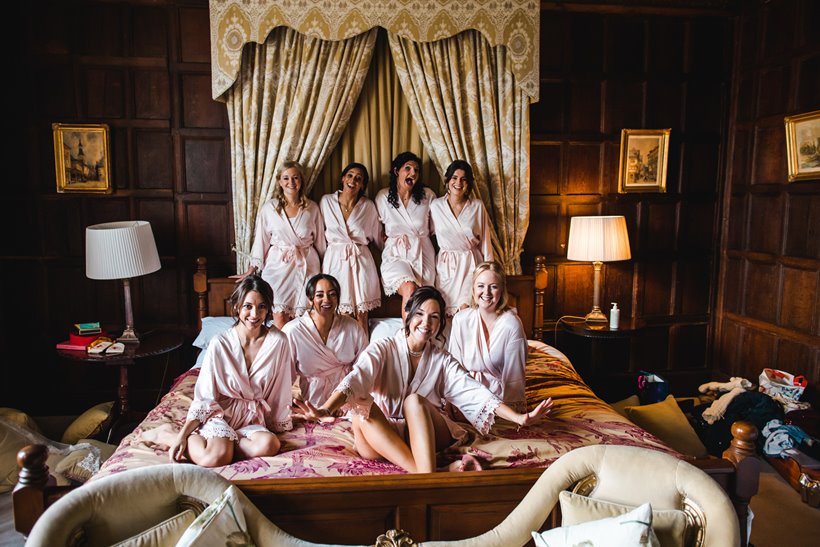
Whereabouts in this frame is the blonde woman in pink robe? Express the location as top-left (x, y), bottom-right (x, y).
top-left (293, 286), bottom-right (552, 474)
top-left (167, 276), bottom-right (294, 467)
top-left (236, 161), bottom-right (326, 329)
top-left (376, 152), bottom-right (437, 315)
top-left (282, 274), bottom-right (368, 409)
top-left (448, 261), bottom-right (527, 413)
top-left (430, 160), bottom-right (494, 316)
top-left (320, 163), bottom-right (383, 334)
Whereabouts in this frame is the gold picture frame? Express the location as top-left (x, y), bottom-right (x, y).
top-left (53, 123), bottom-right (112, 193)
top-left (617, 128), bottom-right (671, 193)
top-left (784, 110), bottom-right (820, 182)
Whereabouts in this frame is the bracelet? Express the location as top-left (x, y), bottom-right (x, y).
top-left (316, 407), bottom-right (331, 417)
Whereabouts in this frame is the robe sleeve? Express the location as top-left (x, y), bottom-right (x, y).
top-left (502, 326), bottom-right (528, 413)
top-left (311, 202), bottom-right (327, 259)
top-left (267, 336), bottom-right (295, 432)
top-left (187, 338), bottom-right (227, 424)
top-left (479, 202), bottom-right (494, 262)
top-left (249, 202), bottom-right (273, 270)
top-left (447, 314), bottom-right (465, 364)
top-left (441, 354), bottom-right (502, 435)
top-left (368, 201), bottom-right (385, 250)
top-left (335, 339), bottom-right (387, 416)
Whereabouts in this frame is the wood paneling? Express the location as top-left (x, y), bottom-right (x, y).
top-left (1, 0), bottom-right (228, 414)
top-left (715, 0), bottom-right (820, 391)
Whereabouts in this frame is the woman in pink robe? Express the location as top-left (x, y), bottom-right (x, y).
top-left (168, 276), bottom-right (294, 467)
top-left (430, 160), bottom-right (494, 315)
top-left (320, 163), bottom-right (383, 334)
top-left (236, 161), bottom-right (326, 329)
top-left (282, 273), bottom-right (368, 409)
top-left (293, 286), bottom-right (552, 474)
top-left (449, 261), bottom-right (527, 413)
top-left (376, 152), bottom-right (437, 315)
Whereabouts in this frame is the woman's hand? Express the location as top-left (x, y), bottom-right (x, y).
top-left (290, 398), bottom-right (336, 424)
top-left (517, 398), bottom-right (553, 428)
top-left (168, 433), bottom-right (189, 463)
top-left (230, 267), bottom-right (257, 284)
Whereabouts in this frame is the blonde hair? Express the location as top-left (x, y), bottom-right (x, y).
top-left (470, 261), bottom-right (510, 313)
top-left (272, 160), bottom-right (308, 213)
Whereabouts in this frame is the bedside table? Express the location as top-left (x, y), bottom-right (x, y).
top-left (557, 318), bottom-right (641, 401)
top-left (56, 331), bottom-right (183, 436)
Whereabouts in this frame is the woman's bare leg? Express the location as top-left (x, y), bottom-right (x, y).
top-left (273, 312), bottom-right (289, 330)
top-left (403, 393), bottom-right (453, 473)
top-left (236, 431), bottom-right (280, 459)
top-left (356, 310), bottom-right (369, 339)
top-left (351, 405), bottom-right (418, 472)
top-left (186, 435), bottom-right (233, 468)
top-left (397, 281), bottom-right (418, 320)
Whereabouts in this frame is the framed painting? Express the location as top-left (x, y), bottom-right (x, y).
top-left (617, 128), bottom-right (671, 193)
top-left (784, 110), bottom-right (820, 182)
top-left (53, 123), bottom-right (112, 193)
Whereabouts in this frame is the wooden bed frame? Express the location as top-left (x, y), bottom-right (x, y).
top-left (15, 255), bottom-right (760, 545)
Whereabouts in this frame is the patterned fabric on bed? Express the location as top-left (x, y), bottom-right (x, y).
top-left (93, 343), bottom-right (675, 482)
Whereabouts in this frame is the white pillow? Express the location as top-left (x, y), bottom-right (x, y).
top-left (532, 502), bottom-right (659, 547)
top-left (192, 317), bottom-right (235, 368)
top-left (368, 317), bottom-right (403, 342)
top-left (176, 485), bottom-right (251, 547)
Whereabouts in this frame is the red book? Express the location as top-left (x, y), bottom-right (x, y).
top-left (69, 331), bottom-right (107, 346)
top-left (56, 340), bottom-right (87, 351)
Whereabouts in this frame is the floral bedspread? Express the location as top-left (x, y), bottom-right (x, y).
top-left (93, 342), bottom-right (674, 482)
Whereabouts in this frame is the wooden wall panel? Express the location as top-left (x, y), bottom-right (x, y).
top-left (715, 0), bottom-right (820, 391)
top-left (2, 0), bottom-right (229, 414)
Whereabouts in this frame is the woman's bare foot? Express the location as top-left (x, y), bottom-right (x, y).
top-left (447, 454), bottom-right (482, 472)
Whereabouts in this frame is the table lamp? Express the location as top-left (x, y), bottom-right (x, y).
top-left (566, 215), bottom-right (631, 324)
top-left (86, 220), bottom-right (161, 343)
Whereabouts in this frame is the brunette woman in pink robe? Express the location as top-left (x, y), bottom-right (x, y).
top-left (320, 163), bottom-right (383, 334)
top-left (376, 151), bottom-right (437, 316)
top-left (167, 276), bottom-right (294, 467)
top-left (235, 161), bottom-right (326, 329)
top-left (293, 286), bottom-right (552, 474)
top-left (430, 160), bottom-right (494, 316)
top-left (449, 261), bottom-right (527, 413)
top-left (282, 274), bottom-right (368, 409)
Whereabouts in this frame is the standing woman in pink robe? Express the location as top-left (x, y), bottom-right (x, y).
top-left (293, 286), bottom-right (552, 474)
top-left (168, 276), bottom-right (294, 467)
top-left (375, 151), bottom-right (437, 316)
top-left (448, 261), bottom-right (528, 412)
top-left (320, 163), bottom-right (383, 335)
top-left (430, 160), bottom-right (494, 316)
top-left (236, 161), bottom-right (326, 329)
top-left (282, 273), bottom-right (368, 410)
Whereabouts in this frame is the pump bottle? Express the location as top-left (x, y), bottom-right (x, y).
top-left (609, 303), bottom-right (620, 330)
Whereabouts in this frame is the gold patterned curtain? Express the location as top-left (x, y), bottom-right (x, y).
top-left (313, 31), bottom-right (440, 200)
top-left (389, 30), bottom-right (530, 274)
top-left (225, 27), bottom-right (377, 272)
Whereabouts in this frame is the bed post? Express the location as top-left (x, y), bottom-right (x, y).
top-left (13, 444), bottom-right (52, 536)
top-left (723, 421), bottom-right (760, 547)
top-left (533, 255), bottom-right (547, 341)
top-left (194, 256), bottom-right (209, 330)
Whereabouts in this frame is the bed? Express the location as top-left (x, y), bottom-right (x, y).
top-left (15, 255), bottom-right (759, 544)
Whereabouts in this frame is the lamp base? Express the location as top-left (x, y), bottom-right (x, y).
top-left (118, 327), bottom-right (140, 344)
top-left (584, 307), bottom-right (608, 324)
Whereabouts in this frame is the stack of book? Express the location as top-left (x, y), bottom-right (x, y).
top-left (56, 322), bottom-right (106, 351)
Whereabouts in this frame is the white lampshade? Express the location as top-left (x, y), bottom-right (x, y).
top-left (567, 216), bottom-right (631, 263)
top-left (86, 221), bottom-right (161, 280)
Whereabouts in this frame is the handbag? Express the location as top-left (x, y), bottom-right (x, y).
top-left (759, 368), bottom-right (807, 402)
top-left (637, 371), bottom-right (669, 405)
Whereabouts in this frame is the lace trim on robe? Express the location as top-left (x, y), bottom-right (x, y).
top-left (337, 298), bottom-right (382, 315)
top-left (473, 396), bottom-right (503, 436)
top-left (383, 275), bottom-right (419, 297)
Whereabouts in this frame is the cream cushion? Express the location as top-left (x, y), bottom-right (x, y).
top-left (53, 438), bottom-right (117, 483)
top-left (532, 502), bottom-right (659, 547)
top-left (111, 510), bottom-right (196, 547)
top-left (624, 395), bottom-right (708, 457)
top-left (0, 407), bottom-right (41, 433)
top-left (176, 485), bottom-right (250, 546)
top-left (559, 491), bottom-right (688, 547)
top-left (61, 401), bottom-right (114, 444)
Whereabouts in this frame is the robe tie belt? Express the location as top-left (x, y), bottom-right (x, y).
top-left (237, 397), bottom-right (271, 424)
top-left (328, 242), bottom-right (362, 262)
top-left (309, 363), bottom-right (353, 379)
top-left (390, 234), bottom-right (412, 257)
top-left (276, 244), bottom-right (309, 265)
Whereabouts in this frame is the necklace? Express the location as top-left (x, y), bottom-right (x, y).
top-left (408, 348), bottom-right (423, 357)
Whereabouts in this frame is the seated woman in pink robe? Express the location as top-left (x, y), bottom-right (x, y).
top-left (282, 274), bottom-right (368, 410)
top-left (293, 286), bottom-right (552, 474)
top-left (449, 261), bottom-right (527, 413)
top-left (166, 276), bottom-right (294, 467)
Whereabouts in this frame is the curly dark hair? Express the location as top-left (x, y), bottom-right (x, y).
top-left (402, 285), bottom-right (447, 341)
top-left (230, 275), bottom-right (274, 324)
top-left (338, 162), bottom-right (369, 199)
top-left (387, 151), bottom-right (425, 209)
top-left (444, 159), bottom-right (474, 196)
